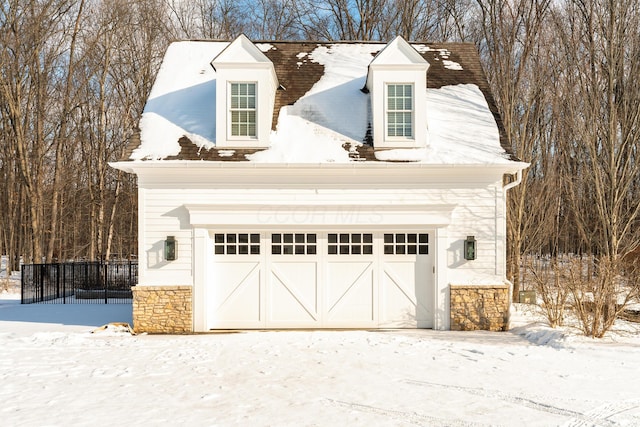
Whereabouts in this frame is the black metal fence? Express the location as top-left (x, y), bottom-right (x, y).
top-left (21, 261), bottom-right (138, 304)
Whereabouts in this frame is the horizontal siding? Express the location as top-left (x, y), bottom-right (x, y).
top-left (140, 183), bottom-right (506, 286)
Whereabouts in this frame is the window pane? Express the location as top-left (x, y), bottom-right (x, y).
top-left (387, 84), bottom-right (413, 138)
top-left (328, 245), bottom-right (337, 255)
top-left (387, 124), bottom-right (396, 137)
top-left (230, 83), bottom-right (256, 137)
top-left (328, 234), bottom-right (337, 244)
top-left (388, 85), bottom-right (395, 96)
top-left (251, 234), bottom-right (260, 243)
top-left (272, 233), bottom-right (281, 243)
top-left (307, 234), bottom-right (317, 244)
top-left (308, 245), bottom-right (317, 255)
top-left (272, 245), bottom-right (281, 255)
top-left (239, 234), bottom-right (249, 244)
top-left (284, 234), bottom-right (293, 243)
top-left (215, 245), bottom-right (224, 255)
top-left (250, 245), bottom-right (260, 254)
top-left (215, 234), bottom-right (224, 244)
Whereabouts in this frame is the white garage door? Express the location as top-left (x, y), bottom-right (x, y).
top-left (208, 231), bottom-right (433, 329)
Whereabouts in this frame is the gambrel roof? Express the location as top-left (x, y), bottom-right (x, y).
top-left (121, 39), bottom-right (518, 164)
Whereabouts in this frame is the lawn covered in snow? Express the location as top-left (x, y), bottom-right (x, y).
top-left (1, 281), bottom-right (639, 426)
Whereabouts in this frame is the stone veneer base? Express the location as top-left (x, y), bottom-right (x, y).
top-left (450, 284), bottom-right (510, 331)
top-left (132, 286), bottom-right (193, 334)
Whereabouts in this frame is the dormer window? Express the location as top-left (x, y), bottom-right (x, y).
top-left (365, 36), bottom-right (429, 149)
top-left (211, 34), bottom-right (278, 148)
top-left (386, 83), bottom-right (413, 139)
top-left (230, 82), bottom-right (257, 138)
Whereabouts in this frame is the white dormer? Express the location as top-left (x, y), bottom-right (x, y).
top-left (211, 34), bottom-right (278, 148)
top-left (365, 36), bottom-right (429, 149)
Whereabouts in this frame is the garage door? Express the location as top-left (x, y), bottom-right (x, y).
top-left (208, 231), bottom-right (433, 329)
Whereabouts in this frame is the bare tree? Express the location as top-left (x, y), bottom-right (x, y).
top-left (0, 0), bottom-right (77, 262)
top-left (554, 0), bottom-right (640, 260)
top-left (165, 0), bottom-right (245, 39)
top-left (474, 0), bottom-right (554, 301)
top-left (295, 0), bottom-right (390, 40)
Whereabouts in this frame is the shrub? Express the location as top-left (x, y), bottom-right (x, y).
top-left (528, 255), bottom-right (639, 338)
top-left (527, 257), bottom-right (569, 328)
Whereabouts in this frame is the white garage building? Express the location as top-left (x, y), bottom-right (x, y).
top-left (112, 36), bottom-right (528, 333)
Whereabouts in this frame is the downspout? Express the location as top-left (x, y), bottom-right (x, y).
top-left (503, 169), bottom-right (523, 326)
top-left (503, 169), bottom-right (523, 193)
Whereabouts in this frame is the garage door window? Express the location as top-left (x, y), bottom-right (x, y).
top-left (328, 233), bottom-right (373, 255)
top-left (214, 233), bottom-right (260, 255)
top-left (272, 233), bottom-right (317, 255)
top-left (384, 233), bottom-right (428, 255)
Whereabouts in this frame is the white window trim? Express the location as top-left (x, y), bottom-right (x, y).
top-left (228, 81), bottom-right (258, 140)
top-left (385, 82), bottom-right (415, 141)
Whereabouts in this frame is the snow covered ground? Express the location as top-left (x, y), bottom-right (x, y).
top-left (1, 279), bottom-right (640, 427)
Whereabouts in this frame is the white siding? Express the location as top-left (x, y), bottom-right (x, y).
top-left (139, 182), bottom-right (505, 287)
top-left (129, 163), bottom-right (521, 330)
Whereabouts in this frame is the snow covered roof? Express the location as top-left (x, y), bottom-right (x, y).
top-left (121, 39), bottom-right (520, 165)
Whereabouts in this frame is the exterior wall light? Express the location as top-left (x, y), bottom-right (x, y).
top-left (464, 236), bottom-right (476, 260)
top-left (165, 236), bottom-right (177, 261)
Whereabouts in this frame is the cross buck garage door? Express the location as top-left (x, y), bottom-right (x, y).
top-left (208, 231), bottom-right (434, 329)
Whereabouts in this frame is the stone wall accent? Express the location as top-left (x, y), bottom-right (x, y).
top-left (132, 286), bottom-right (192, 334)
top-left (450, 284), bottom-right (510, 331)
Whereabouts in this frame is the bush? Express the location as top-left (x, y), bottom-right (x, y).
top-left (527, 255), bottom-right (639, 338)
top-left (527, 257), bottom-right (569, 328)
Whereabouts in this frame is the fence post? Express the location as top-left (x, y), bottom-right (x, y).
top-left (56, 263), bottom-right (61, 301)
top-left (103, 262), bottom-right (108, 304)
top-left (62, 264), bottom-right (66, 304)
top-left (20, 265), bottom-right (24, 304)
top-left (39, 264), bottom-right (44, 303)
